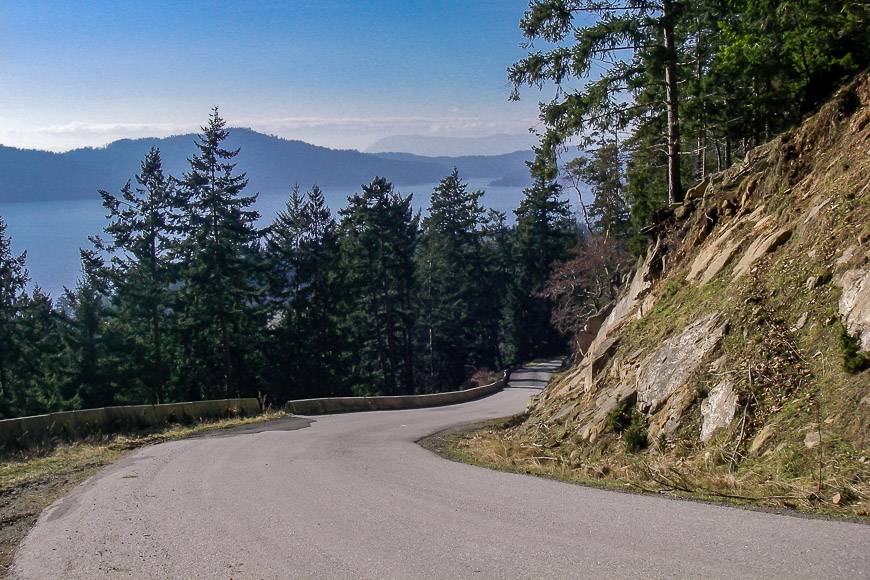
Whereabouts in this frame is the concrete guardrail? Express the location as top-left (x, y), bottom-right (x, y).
top-left (285, 371), bottom-right (508, 415)
top-left (0, 398), bottom-right (260, 451)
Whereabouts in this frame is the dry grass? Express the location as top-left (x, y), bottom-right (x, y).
top-left (0, 410), bottom-right (286, 575)
top-left (432, 419), bottom-right (869, 520)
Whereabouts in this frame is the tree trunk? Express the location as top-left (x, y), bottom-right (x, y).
top-left (663, 0), bottom-right (682, 204)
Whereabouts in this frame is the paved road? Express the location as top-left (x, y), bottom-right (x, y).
top-left (13, 360), bottom-right (869, 579)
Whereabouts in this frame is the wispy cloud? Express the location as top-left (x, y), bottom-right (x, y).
top-left (0, 115), bottom-right (540, 152)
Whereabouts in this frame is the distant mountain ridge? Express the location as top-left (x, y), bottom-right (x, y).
top-left (0, 128), bottom-right (533, 203)
top-left (367, 133), bottom-right (538, 156)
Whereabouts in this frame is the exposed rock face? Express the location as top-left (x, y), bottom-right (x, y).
top-left (732, 226), bottom-right (793, 278)
top-left (601, 238), bottom-right (662, 334)
top-left (749, 424), bottom-right (775, 455)
top-left (504, 75), bottom-right (870, 509)
top-left (838, 268), bottom-right (870, 350)
top-left (686, 223), bottom-right (743, 285)
top-left (700, 380), bottom-right (738, 442)
top-left (636, 314), bottom-right (728, 414)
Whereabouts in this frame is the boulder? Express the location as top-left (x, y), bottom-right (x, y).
top-left (838, 269), bottom-right (870, 350)
top-left (749, 424), bottom-right (775, 455)
top-left (793, 312), bottom-right (809, 331)
top-left (700, 380), bottom-right (739, 442)
top-left (636, 314), bottom-right (728, 414)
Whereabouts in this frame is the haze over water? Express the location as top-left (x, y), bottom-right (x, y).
top-left (1, 179), bottom-right (534, 299)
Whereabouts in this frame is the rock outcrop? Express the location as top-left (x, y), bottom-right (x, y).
top-left (700, 380), bottom-right (739, 442)
top-left (839, 268), bottom-right (870, 351)
top-left (500, 74), bottom-right (869, 511)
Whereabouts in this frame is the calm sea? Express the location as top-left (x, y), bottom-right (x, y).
top-left (1, 179), bottom-right (537, 300)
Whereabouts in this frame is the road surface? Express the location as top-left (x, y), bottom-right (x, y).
top-left (13, 360), bottom-right (869, 579)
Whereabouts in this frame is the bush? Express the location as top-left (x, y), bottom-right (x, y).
top-left (622, 410), bottom-right (648, 453)
top-left (839, 324), bottom-right (869, 373)
top-left (606, 400), bottom-right (633, 433)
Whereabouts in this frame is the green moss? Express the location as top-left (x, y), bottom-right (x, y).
top-left (779, 447), bottom-right (807, 478)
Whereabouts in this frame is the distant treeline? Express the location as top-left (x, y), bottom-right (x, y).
top-left (0, 110), bottom-right (576, 419)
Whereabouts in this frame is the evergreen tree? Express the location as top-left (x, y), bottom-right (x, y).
top-left (13, 288), bottom-right (67, 415)
top-left (339, 177), bottom-right (418, 395)
top-left (60, 250), bottom-right (115, 408)
top-left (265, 184), bottom-right (344, 400)
top-left (565, 143), bottom-right (630, 240)
top-left (417, 169), bottom-right (490, 389)
top-left (504, 160), bottom-right (575, 363)
top-left (510, 0), bottom-right (686, 204)
top-left (0, 216), bottom-right (30, 418)
top-left (95, 147), bottom-right (177, 403)
top-left (175, 108), bottom-right (265, 399)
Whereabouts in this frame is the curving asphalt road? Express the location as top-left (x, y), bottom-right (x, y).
top-left (13, 360), bottom-right (869, 579)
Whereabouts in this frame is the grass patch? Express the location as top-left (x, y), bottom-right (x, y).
top-left (0, 410), bottom-right (286, 576)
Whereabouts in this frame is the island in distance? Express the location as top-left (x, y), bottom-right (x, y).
top-left (0, 128), bottom-right (533, 204)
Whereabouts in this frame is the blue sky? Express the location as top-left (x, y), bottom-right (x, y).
top-left (0, 0), bottom-right (545, 152)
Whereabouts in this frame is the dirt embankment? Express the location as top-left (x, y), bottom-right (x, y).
top-left (455, 73), bottom-right (870, 517)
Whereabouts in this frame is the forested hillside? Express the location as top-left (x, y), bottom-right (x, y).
top-left (450, 0), bottom-right (869, 515)
top-left (0, 110), bottom-right (576, 418)
top-left (0, 130), bottom-right (532, 203)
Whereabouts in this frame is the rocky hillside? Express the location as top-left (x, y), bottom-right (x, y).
top-left (464, 73), bottom-right (870, 515)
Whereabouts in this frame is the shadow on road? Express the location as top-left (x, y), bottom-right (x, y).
top-left (189, 416), bottom-right (315, 439)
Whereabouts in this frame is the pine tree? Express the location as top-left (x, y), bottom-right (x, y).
top-left (417, 169), bottom-right (490, 388)
top-left (95, 147), bottom-right (177, 403)
top-left (265, 184), bottom-right (344, 399)
top-left (175, 108), bottom-right (264, 399)
top-left (504, 160), bottom-right (575, 363)
top-left (0, 216), bottom-right (30, 418)
top-left (339, 177), bottom-right (418, 395)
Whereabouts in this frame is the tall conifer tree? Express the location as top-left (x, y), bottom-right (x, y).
top-left (339, 177), bottom-right (418, 395)
top-left (95, 147), bottom-right (177, 403)
top-left (175, 108), bottom-right (264, 399)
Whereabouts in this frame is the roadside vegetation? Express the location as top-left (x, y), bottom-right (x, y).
top-left (425, 415), bottom-right (869, 521)
top-left (430, 0), bottom-right (870, 521)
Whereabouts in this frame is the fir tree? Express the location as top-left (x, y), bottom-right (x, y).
top-left (0, 216), bottom-right (30, 418)
top-left (60, 250), bottom-right (115, 408)
top-left (339, 177), bottom-right (418, 395)
top-left (175, 108), bottom-right (264, 399)
top-left (95, 147), bottom-right (177, 403)
top-left (504, 159), bottom-right (575, 363)
top-left (265, 184), bottom-right (344, 399)
top-left (417, 169), bottom-right (490, 388)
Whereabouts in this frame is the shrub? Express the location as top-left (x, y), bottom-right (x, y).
top-left (622, 410), bottom-right (648, 453)
top-left (839, 324), bottom-right (869, 373)
top-left (606, 400), bottom-right (633, 433)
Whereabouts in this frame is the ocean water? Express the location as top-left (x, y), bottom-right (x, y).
top-left (1, 179), bottom-right (541, 300)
